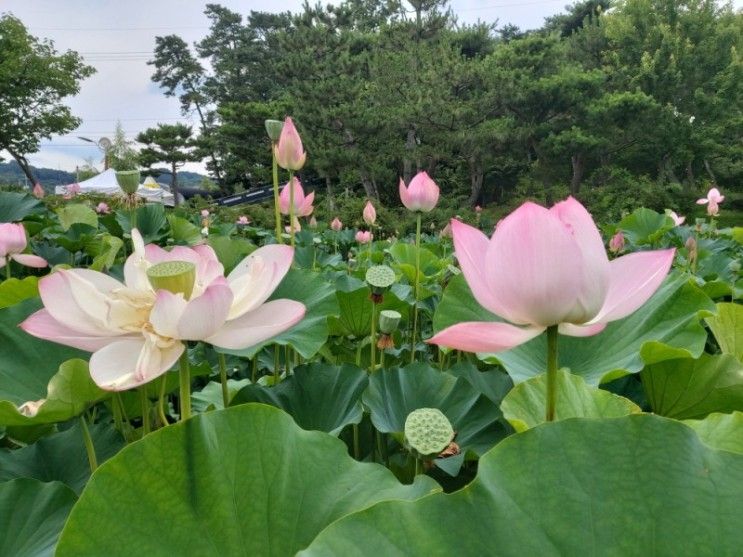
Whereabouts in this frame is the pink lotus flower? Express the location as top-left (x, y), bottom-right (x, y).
top-left (363, 201), bottom-right (376, 226)
top-left (331, 217), bottom-right (343, 231)
top-left (279, 177), bottom-right (315, 217)
top-left (428, 198), bottom-right (674, 353)
top-left (399, 172), bottom-right (439, 212)
top-left (237, 216), bottom-right (250, 225)
top-left (96, 202), bottom-right (110, 215)
top-left (274, 116), bottom-right (306, 171)
top-left (21, 230), bottom-right (304, 391)
top-left (0, 223), bottom-right (48, 272)
top-left (200, 209), bottom-right (210, 218)
top-left (668, 211), bottom-right (685, 226)
top-left (64, 183), bottom-right (81, 199)
top-left (355, 230), bottom-right (373, 244)
top-left (32, 183), bottom-right (45, 199)
top-left (609, 231), bottom-right (625, 253)
top-left (697, 187), bottom-right (724, 217)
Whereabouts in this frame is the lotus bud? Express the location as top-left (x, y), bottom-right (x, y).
top-left (264, 119), bottom-right (284, 143)
top-left (379, 309), bottom-right (402, 334)
top-left (355, 230), bottom-right (372, 244)
top-left (237, 216), bottom-right (249, 225)
top-left (32, 183), bottom-right (45, 199)
top-left (399, 172), bottom-right (440, 213)
top-left (685, 236), bottom-right (697, 268)
top-left (96, 202), bottom-right (110, 215)
top-left (274, 117), bottom-right (306, 171)
top-left (609, 231), bottom-right (625, 253)
top-left (147, 260), bottom-right (196, 300)
top-left (363, 201), bottom-right (376, 226)
top-left (331, 217), bottom-right (343, 231)
top-left (201, 209), bottom-right (210, 217)
top-left (309, 216), bottom-right (318, 229)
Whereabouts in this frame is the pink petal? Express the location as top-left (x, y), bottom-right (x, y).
top-left (486, 202), bottom-right (583, 327)
top-left (0, 223), bottom-right (27, 257)
top-left (206, 299), bottom-right (305, 350)
top-left (696, 198), bottom-right (708, 205)
top-left (588, 249), bottom-right (675, 324)
top-left (20, 309), bottom-right (126, 351)
top-left (90, 338), bottom-right (184, 391)
top-left (229, 244), bottom-right (293, 287)
top-left (399, 178), bottom-right (412, 210)
top-left (10, 254), bottom-right (48, 268)
top-left (427, 322), bottom-right (545, 353)
top-left (298, 191), bottom-right (315, 217)
top-left (550, 197), bottom-right (609, 322)
top-left (149, 290), bottom-right (187, 339)
top-left (558, 322), bottom-right (607, 337)
top-left (177, 282), bottom-right (233, 340)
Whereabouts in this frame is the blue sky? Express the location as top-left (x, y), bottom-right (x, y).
top-left (1, 0), bottom-right (740, 177)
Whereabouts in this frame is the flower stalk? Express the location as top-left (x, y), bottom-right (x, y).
top-left (79, 414), bottom-right (98, 473)
top-left (218, 352), bottom-right (229, 408)
top-left (410, 213), bottom-right (422, 362)
top-left (179, 352), bottom-right (191, 421)
top-left (272, 147), bottom-right (283, 243)
top-left (545, 325), bottom-right (559, 422)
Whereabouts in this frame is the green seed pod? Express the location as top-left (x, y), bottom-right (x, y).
top-left (378, 310), bottom-right (402, 334)
top-left (404, 408), bottom-right (454, 458)
top-left (365, 265), bottom-right (395, 291)
top-left (147, 260), bottom-right (196, 299)
top-left (264, 119), bottom-right (284, 142)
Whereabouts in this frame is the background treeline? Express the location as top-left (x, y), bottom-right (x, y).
top-left (150, 0), bottom-right (743, 221)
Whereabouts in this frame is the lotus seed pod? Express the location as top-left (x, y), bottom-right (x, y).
top-left (365, 265), bottom-right (395, 290)
top-left (147, 260), bottom-right (196, 299)
top-left (379, 310), bottom-right (402, 334)
top-left (404, 408), bottom-right (455, 458)
top-left (264, 119), bottom-right (284, 142)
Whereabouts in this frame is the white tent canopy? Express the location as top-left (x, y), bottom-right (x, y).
top-left (55, 169), bottom-right (175, 206)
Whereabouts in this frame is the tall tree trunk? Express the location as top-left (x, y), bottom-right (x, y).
top-left (171, 162), bottom-right (181, 206)
top-left (7, 148), bottom-right (36, 188)
top-left (685, 160), bottom-right (695, 190)
top-left (467, 156), bottom-right (484, 207)
top-left (570, 154), bottom-right (585, 195)
top-left (360, 169), bottom-right (378, 200)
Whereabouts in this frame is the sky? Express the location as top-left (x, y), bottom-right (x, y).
top-left (1, 0), bottom-right (740, 179)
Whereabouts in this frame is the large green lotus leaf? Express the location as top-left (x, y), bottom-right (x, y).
top-left (363, 364), bottom-right (507, 457)
top-left (684, 412), bottom-right (743, 454)
top-left (0, 191), bottom-right (43, 223)
top-left (447, 362), bottom-right (513, 406)
top-left (706, 303), bottom-right (743, 361)
top-left (55, 404), bottom-right (439, 556)
top-left (501, 369), bottom-right (641, 432)
top-left (56, 204), bottom-right (98, 231)
top-left (301, 415), bottom-right (743, 556)
top-left (329, 282), bottom-right (409, 338)
top-left (166, 214), bottom-right (202, 245)
top-left (642, 353), bottom-right (743, 419)
top-left (231, 363), bottom-right (368, 435)
top-left (497, 275), bottom-right (715, 385)
top-left (0, 277), bottom-right (38, 309)
top-left (0, 300), bottom-right (88, 418)
top-left (618, 207), bottom-right (673, 245)
top-left (115, 203), bottom-right (167, 242)
top-left (0, 420), bottom-right (124, 494)
top-left (0, 478), bottom-right (77, 557)
top-left (86, 234), bottom-right (123, 272)
top-left (219, 269), bottom-right (339, 359)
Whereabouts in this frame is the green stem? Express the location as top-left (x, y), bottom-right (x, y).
top-left (289, 170), bottom-right (296, 249)
top-left (355, 342), bottom-right (363, 367)
top-left (158, 376), bottom-right (168, 427)
top-left (252, 357), bottom-right (258, 383)
top-left (79, 414), bottom-right (98, 473)
top-left (545, 325), bottom-right (559, 422)
top-left (4, 258), bottom-right (10, 280)
top-left (218, 352), bottom-right (229, 408)
top-left (370, 301), bottom-right (377, 373)
top-left (274, 345), bottom-right (280, 384)
top-left (272, 147), bottom-right (283, 243)
top-left (179, 351), bottom-right (191, 421)
top-left (410, 213), bottom-right (422, 363)
top-left (140, 388), bottom-right (150, 435)
top-left (414, 457), bottom-right (422, 476)
top-left (353, 424), bottom-right (360, 460)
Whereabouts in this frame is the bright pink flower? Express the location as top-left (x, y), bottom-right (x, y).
top-left (399, 172), bottom-right (439, 212)
top-left (32, 183), bottom-right (45, 199)
top-left (274, 117), bottom-right (306, 171)
top-left (21, 230), bottom-right (304, 391)
top-left (0, 223), bottom-right (48, 271)
top-left (697, 187), bottom-right (724, 216)
top-left (428, 198), bottom-right (674, 353)
top-left (237, 216), bottom-right (250, 225)
top-left (668, 211), bottom-right (685, 226)
top-left (355, 230), bottom-right (373, 244)
top-left (279, 177), bottom-right (315, 217)
top-left (65, 183), bottom-right (81, 198)
top-left (331, 217), bottom-right (343, 231)
top-left (363, 201), bottom-right (376, 226)
top-left (96, 202), bottom-right (110, 215)
top-left (609, 231), bottom-right (625, 253)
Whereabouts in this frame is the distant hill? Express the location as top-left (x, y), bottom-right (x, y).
top-left (0, 161), bottom-right (209, 191)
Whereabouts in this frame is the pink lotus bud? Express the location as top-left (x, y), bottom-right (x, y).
top-left (363, 201), bottom-right (376, 226)
top-left (355, 230), bottom-right (373, 244)
top-left (399, 172), bottom-right (439, 212)
top-left (96, 202), bottom-right (110, 214)
top-left (274, 117), bottom-right (306, 171)
top-left (32, 183), bottom-right (45, 199)
top-left (609, 231), bottom-right (625, 253)
top-left (236, 216), bottom-right (250, 225)
top-left (331, 217), bottom-right (343, 231)
top-left (200, 209), bottom-right (210, 218)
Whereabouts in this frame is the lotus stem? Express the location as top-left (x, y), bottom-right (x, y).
top-left (353, 424), bottom-right (360, 460)
top-left (158, 376), bottom-right (168, 427)
top-left (79, 414), bottom-right (98, 473)
top-left (272, 147), bottom-right (282, 243)
top-left (218, 352), bottom-right (229, 408)
top-left (179, 351), bottom-right (191, 421)
top-left (289, 170), bottom-right (296, 249)
top-left (274, 345), bottom-right (280, 384)
top-left (140, 388), bottom-right (150, 435)
top-left (545, 325), bottom-right (559, 422)
top-left (4, 258), bottom-right (10, 280)
top-left (410, 213), bottom-right (422, 362)
top-left (370, 301), bottom-right (377, 373)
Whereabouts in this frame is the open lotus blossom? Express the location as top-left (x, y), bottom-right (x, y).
top-left (399, 171), bottom-right (440, 212)
top-left (428, 198), bottom-right (675, 354)
top-left (696, 187), bottom-right (724, 217)
top-left (609, 231), bottom-right (625, 253)
top-left (21, 230), bottom-right (305, 391)
top-left (96, 202), bottom-right (111, 215)
top-left (274, 116), bottom-right (306, 171)
top-left (32, 183), bottom-right (45, 199)
top-left (0, 223), bottom-right (48, 272)
top-left (279, 177), bottom-right (315, 217)
top-left (363, 201), bottom-right (376, 225)
top-left (356, 230), bottom-right (373, 244)
top-left (331, 217), bottom-right (343, 231)
top-left (237, 215), bottom-right (250, 225)
top-left (668, 211), bottom-right (685, 226)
